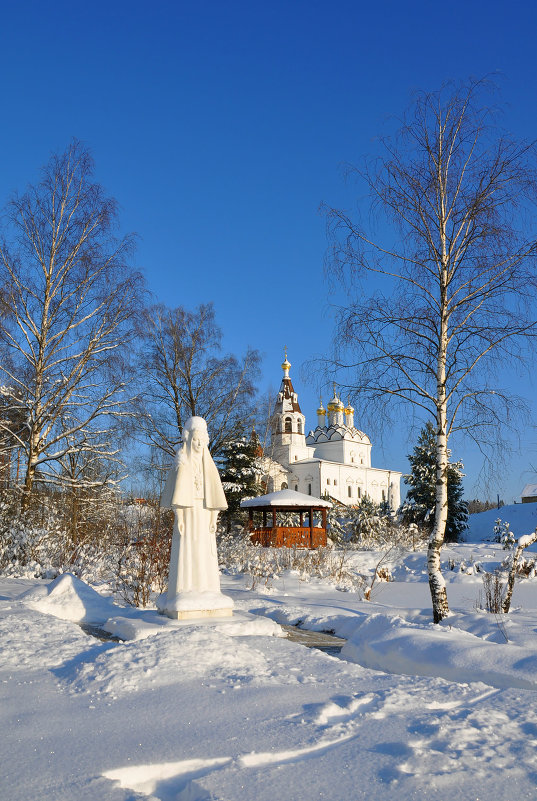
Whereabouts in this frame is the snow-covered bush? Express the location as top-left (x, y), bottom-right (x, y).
top-left (478, 571), bottom-right (506, 614)
top-left (328, 497), bottom-right (427, 550)
top-left (217, 525), bottom-right (367, 593)
top-left (112, 502), bottom-right (173, 607)
top-left (0, 493), bottom-right (68, 578)
top-left (0, 488), bottom-right (174, 600)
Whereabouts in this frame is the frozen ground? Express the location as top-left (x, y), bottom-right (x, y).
top-left (2, 525), bottom-right (537, 801)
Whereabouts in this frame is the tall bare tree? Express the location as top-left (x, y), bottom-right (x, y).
top-left (139, 302), bottom-right (260, 461)
top-left (324, 79), bottom-right (537, 621)
top-left (0, 141), bottom-right (143, 508)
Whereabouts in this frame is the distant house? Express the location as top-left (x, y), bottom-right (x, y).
top-left (521, 484), bottom-right (537, 504)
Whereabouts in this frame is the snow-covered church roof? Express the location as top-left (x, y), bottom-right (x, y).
top-left (307, 424), bottom-right (371, 445)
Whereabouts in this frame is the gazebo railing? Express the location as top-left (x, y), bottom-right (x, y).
top-left (249, 526), bottom-right (326, 549)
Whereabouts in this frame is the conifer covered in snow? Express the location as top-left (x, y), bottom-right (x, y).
top-left (402, 422), bottom-right (468, 542)
top-left (219, 430), bottom-right (262, 529)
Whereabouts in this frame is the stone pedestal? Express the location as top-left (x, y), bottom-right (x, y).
top-left (165, 607), bottom-right (233, 620)
top-left (158, 590), bottom-right (234, 620)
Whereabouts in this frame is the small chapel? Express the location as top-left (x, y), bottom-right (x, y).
top-left (259, 353), bottom-right (401, 510)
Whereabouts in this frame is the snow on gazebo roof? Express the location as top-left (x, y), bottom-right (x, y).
top-left (241, 489), bottom-right (332, 509)
top-left (522, 483), bottom-right (537, 498)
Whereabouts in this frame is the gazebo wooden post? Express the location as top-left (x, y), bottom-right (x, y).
top-left (263, 510), bottom-right (267, 528)
top-left (322, 508), bottom-right (327, 531)
top-left (309, 508), bottom-right (314, 547)
top-left (299, 511), bottom-right (303, 527)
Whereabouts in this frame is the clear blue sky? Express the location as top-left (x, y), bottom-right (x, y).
top-left (1, 0), bottom-right (537, 503)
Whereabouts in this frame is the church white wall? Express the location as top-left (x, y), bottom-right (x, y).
top-left (258, 455), bottom-right (289, 493)
top-left (289, 461), bottom-right (322, 498)
top-left (311, 439), bottom-right (372, 467)
top-left (316, 462), bottom-right (401, 509)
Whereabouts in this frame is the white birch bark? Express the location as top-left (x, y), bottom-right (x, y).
top-left (502, 529), bottom-right (537, 613)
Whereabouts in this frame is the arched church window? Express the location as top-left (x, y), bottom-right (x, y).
top-left (294, 484), bottom-right (298, 491)
top-left (308, 483), bottom-right (312, 495)
top-left (284, 417), bottom-right (292, 433)
top-left (297, 419), bottom-right (302, 434)
top-left (348, 485), bottom-right (352, 498)
top-left (281, 482), bottom-right (288, 490)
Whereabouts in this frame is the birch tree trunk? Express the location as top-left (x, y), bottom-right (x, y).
top-left (428, 406), bottom-right (450, 622)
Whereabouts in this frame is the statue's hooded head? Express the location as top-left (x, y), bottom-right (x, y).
top-left (183, 416), bottom-right (209, 454)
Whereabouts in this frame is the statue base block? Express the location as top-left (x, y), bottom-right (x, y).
top-left (165, 607), bottom-right (233, 620)
top-left (159, 590), bottom-right (234, 621)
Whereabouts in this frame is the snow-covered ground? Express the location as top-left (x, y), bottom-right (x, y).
top-left (2, 535), bottom-right (537, 801)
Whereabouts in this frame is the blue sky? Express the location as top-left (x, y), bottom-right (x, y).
top-left (1, 0), bottom-right (537, 502)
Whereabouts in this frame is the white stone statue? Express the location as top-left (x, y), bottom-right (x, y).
top-left (159, 416), bottom-right (233, 619)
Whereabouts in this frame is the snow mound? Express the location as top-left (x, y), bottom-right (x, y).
top-left (0, 608), bottom-right (95, 670)
top-left (17, 573), bottom-right (119, 623)
top-left (342, 613), bottom-right (537, 690)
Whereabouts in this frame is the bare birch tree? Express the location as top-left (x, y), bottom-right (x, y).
top-left (139, 302), bottom-right (260, 461)
top-left (0, 141), bottom-right (143, 508)
top-left (324, 79), bottom-right (537, 622)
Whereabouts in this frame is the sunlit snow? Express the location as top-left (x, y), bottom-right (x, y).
top-left (1, 504), bottom-right (537, 800)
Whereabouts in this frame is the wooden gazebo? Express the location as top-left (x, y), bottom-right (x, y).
top-left (241, 489), bottom-right (332, 549)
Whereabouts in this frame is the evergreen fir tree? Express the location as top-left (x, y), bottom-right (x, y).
top-left (219, 430), bottom-right (262, 531)
top-left (402, 422), bottom-right (469, 542)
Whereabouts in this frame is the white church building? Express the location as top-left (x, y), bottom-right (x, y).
top-left (260, 354), bottom-right (401, 510)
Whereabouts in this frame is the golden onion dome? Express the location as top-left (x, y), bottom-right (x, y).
top-left (327, 393), bottom-right (344, 412)
top-left (345, 400), bottom-right (354, 414)
top-left (317, 400), bottom-right (326, 416)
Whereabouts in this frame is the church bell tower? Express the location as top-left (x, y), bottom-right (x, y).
top-left (270, 351), bottom-right (307, 465)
